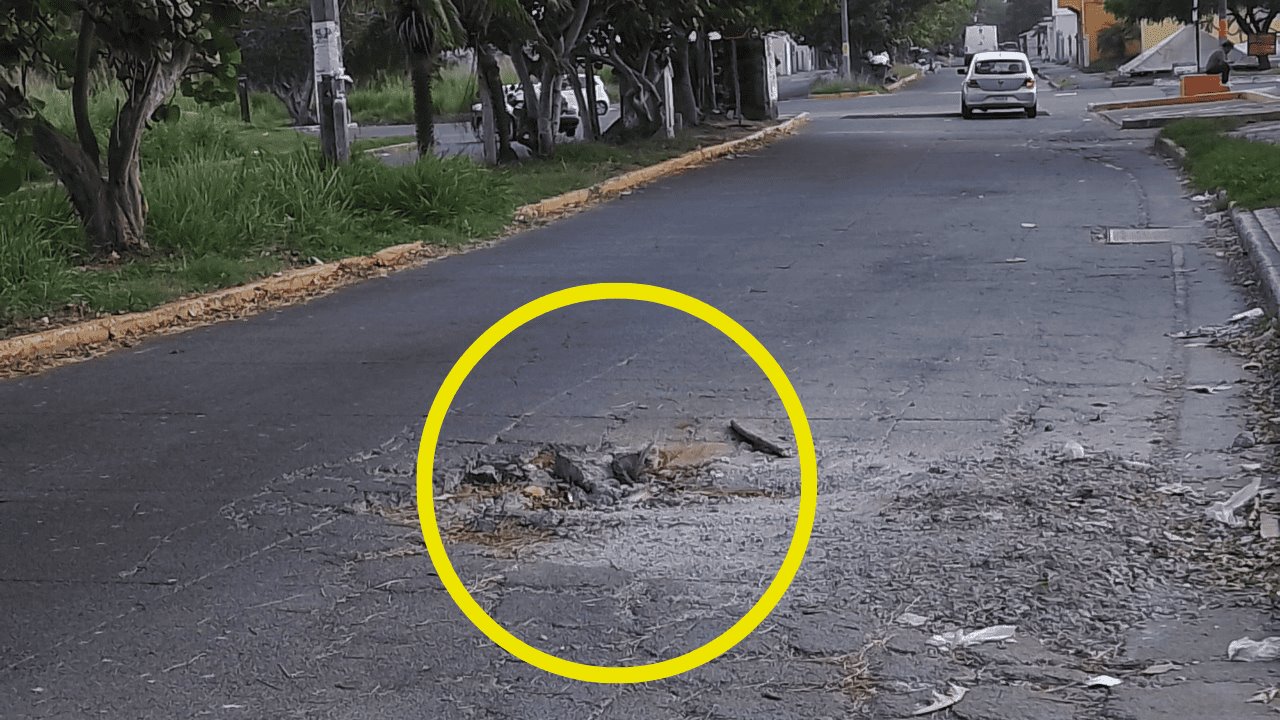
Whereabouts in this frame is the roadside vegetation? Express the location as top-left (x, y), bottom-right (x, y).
top-left (0, 96), bottom-right (751, 335)
top-left (0, 0), bottom-right (977, 338)
top-left (1162, 119), bottom-right (1280, 209)
top-left (811, 77), bottom-right (884, 95)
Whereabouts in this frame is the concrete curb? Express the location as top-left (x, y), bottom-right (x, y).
top-left (1157, 133), bottom-right (1280, 312)
top-left (885, 72), bottom-right (923, 92)
top-left (1232, 208), bottom-right (1280, 314)
top-left (515, 113), bottom-right (811, 222)
top-left (1154, 136), bottom-right (1188, 166)
top-left (0, 114), bottom-right (811, 375)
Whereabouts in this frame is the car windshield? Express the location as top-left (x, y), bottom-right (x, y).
top-left (974, 60), bottom-right (1025, 75)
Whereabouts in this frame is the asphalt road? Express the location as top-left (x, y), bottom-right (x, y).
top-left (2, 72), bottom-right (1276, 719)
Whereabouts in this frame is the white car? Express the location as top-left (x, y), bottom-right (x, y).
top-left (958, 51), bottom-right (1037, 119)
top-left (579, 75), bottom-right (611, 116)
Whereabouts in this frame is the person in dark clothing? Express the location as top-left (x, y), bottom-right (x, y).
top-left (1206, 40), bottom-right (1234, 85)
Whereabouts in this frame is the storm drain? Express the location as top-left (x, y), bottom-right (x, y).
top-left (1105, 227), bottom-right (1200, 245)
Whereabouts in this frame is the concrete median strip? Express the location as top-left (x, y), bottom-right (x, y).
top-left (0, 113), bottom-right (810, 376)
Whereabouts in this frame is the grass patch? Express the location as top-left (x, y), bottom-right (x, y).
top-left (501, 134), bottom-right (708, 207)
top-left (1160, 118), bottom-right (1280, 209)
top-left (811, 77), bottom-right (883, 95)
top-left (1, 100), bottom-right (757, 335)
top-left (892, 64), bottom-right (921, 82)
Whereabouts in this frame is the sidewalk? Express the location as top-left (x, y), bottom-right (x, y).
top-left (1033, 62), bottom-right (1116, 91)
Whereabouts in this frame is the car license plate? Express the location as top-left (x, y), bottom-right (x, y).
top-left (989, 95), bottom-right (1009, 102)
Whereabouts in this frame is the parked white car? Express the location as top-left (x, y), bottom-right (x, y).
top-left (579, 75), bottom-right (611, 116)
top-left (958, 51), bottom-right (1037, 119)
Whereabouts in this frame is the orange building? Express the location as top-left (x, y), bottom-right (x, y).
top-left (1057, 0), bottom-right (1142, 64)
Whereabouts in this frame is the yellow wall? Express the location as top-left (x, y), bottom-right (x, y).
top-left (1058, 0), bottom-right (1118, 64)
top-left (1140, 19), bottom-right (1181, 50)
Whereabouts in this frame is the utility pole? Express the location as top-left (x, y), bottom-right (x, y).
top-left (1194, 2), bottom-right (1203, 72)
top-left (840, 0), bottom-right (852, 79)
top-left (310, 0), bottom-right (351, 164)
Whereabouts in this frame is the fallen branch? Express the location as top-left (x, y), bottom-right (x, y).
top-left (730, 420), bottom-right (790, 458)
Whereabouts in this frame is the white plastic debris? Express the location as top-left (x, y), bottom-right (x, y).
top-left (1005, 257), bottom-right (1027, 264)
top-left (1187, 384), bottom-right (1233, 394)
top-left (1021, 222), bottom-right (1038, 229)
top-left (1229, 636), bottom-right (1280, 662)
top-left (1206, 478), bottom-right (1262, 527)
top-left (1141, 662), bottom-right (1179, 675)
top-left (1063, 441), bottom-right (1087, 461)
top-left (1085, 675), bottom-right (1123, 688)
top-left (912, 684), bottom-right (968, 716)
top-left (896, 612), bottom-right (929, 628)
top-left (1191, 193), bottom-right (1214, 202)
top-left (927, 625), bottom-right (1017, 650)
top-left (1248, 687), bottom-right (1279, 704)
top-left (1231, 308), bottom-right (1265, 323)
top-left (1262, 513), bottom-right (1280, 540)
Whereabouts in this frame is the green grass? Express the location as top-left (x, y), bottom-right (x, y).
top-left (810, 77), bottom-right (883, 95)
top-left (893, 64), bottom-right (921, 82)
top-left (501, 135), bottom-right (707, 206)
top-left (0, 84), bottom-right (745, 334)
top-left (1161, 118), bottom-right (1280, 209)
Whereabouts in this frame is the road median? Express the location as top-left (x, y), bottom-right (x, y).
top-left (0, 113), bottom-right (810, 377)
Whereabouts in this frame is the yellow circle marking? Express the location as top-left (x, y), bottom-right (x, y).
top-left (416, 283), bottom-right (818, 684)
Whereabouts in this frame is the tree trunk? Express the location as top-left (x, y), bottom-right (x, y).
top-left (509, 44), bottom-right (542, 152)
top-left (72, 12), bottom-right (100, 169)
top-left (476, 45), bottom-right (516, 163)
top-left (535, 65), bottom-right (560, 158)
top-left (409, 50), bottom-right (436, 156)
top-left (672, 31), bottom-right (701, 127)
top-left (29, 121), bottom-right (143, 254)
top-left (270, 75), bottom-right (316, 126)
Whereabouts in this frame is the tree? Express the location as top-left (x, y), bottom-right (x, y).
top-left (391, 0), bottom-right (461, 156)
top-left (457, 0), bottom-right (531, 162)
top-left (1107, 0), bottom-right (1280, 66)
top-left (509, 0), bottom-right (595, 157)
top-left (0, 0), bottom-right (252, 254)
top-left (237, 2), bottom-right (317, 125)
top-left (237, 1), bottom-right (404, 127)
top-left (1097, 18), bottom-right (1139, 58)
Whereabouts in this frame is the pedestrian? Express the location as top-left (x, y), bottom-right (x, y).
top-left (1206, 40), bottom-right (1234, 85)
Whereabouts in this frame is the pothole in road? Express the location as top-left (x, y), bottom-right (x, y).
top-left (427, 438), bottom-right (798, 556)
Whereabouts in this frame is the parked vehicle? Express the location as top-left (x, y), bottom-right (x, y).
top-left (470, 82), bottom-right (580, 147)
top-left (578, 75), bottom-right (612, 116)
top-left (958, 51), bottom-right (1037, 119)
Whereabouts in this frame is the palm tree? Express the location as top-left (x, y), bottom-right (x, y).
top-left (391, 0), bottom-right (462, 157)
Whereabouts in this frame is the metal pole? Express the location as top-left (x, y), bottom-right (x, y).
top-left (841, 0), bottom-right (852, 79)
top-left (731, 38), bottom-right (743, 126)
top-left (237, 77), bottom-right (251, 124)
top-left (1194, 2), bottom-right (1203, 72)
top-left (311, 0), bottom-right (350, 164)
top-left (1219, 0), bottom-right (1229, 39)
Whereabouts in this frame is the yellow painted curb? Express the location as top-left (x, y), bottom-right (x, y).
top-left (515, 113), bottom-right (811, 222)
top-left (1088, 91), bottom-right (1248, 113)
top-left (0, 114), bottom-right (810, 376)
